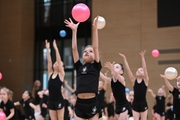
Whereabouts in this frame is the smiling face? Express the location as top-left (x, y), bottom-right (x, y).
top-left (82, 46), bottom-right (94, 63)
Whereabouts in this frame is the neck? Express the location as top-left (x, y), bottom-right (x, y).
top-left (3, 99), bottom-right (8, 103)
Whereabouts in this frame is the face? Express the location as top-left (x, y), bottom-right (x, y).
top-left (176, 79), bottom-right (180, 89)
top-left (82, 46), bottom-right (94, 63)
top-left (129, 91), bottom-right (134, 102)
top-left (157, 88), bottom-right (163, 96)
top-left (0, 89), bottom-right (8, 101)
top-left (70, 95), bottom-right (76, 105)
top-left (36, 80), bottom-right (41, 87)
top-left (113, 64), bottom-right (123, 75)
top-left (136, 68), bottom-right (144, 77)
top-left (53, 61), bottom-right (64, 71)
top-left (22, 91), bottom-right (30, 99)
top-left (98, 81), bottom-right (104, 89)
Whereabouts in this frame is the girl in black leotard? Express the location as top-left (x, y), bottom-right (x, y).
top-left (14, 90), bottom-right (37, 120)
top-left (119, 50), bottom-right (149, 120)
top-left (148, 86), bottom-right (166, 120)
top-left (0, 87), bottom-right (19, 120)
top-left (45, 39), bottom-right (65, 120)
top-left (65, 16), bottom-right (102, 120)
top-left (100, 62), bottom-right (129, 120)
top-left (160, 74), bottom-right (180, 120)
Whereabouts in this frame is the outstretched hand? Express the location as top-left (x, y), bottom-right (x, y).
top-left (53, 39), bottom-right (58, 50)
top-left (160, 74), bottom-right (166, 79)
top-left (45, 40), bottom-right (50, 49)
top-left (119, 53), bottom-right (126, 59)
top-left (64, 18), bottom-right (80, 31)
top-left (139, 50), bottom-right (146, 57)
top-left (147, 88), bottom-right (152, 92)
top-left (104, 62), bottom-right (114, 70)
top-left (92, 15), bottom-right (99, 29)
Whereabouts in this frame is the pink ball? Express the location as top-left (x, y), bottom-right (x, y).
top-left (151, 49), bottom-right (160, 58)
top-left (0, 112), bottom-right (6, 120)
top-left (71, 3), bottom-right (90, 22)
top-left (0, 73), bottom-right (2, 80)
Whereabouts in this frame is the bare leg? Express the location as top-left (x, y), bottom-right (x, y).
top-left (132, 110), bottom-right (140, 120)
top-left (49, 110), bottom-right (57, 120)
top-left (140, 110), bottom-right (148, 120)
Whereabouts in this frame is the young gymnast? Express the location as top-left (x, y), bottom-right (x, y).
top-left (119, 50), bottom-right (149, 120)
top-left (160, 74), bottom-right (180, 120)
top-left (37, 89), bottom-right (49, 120)
top-left (64, 16), bottom-right (102, 120)
top-left (0, 87), bottom-right (18, 120)
top-left (14, 90), bottom-right (37, 120)
top-left (148, 86), bottom-right (166, 120)
top-left (45, 39), bottom-right (65, 120)
top-left (32, 80), bottom-right (42, 119)
top-left (165, 94), bottom-right (174, 120)
top-left (100, 62), bottom-right (129, 120)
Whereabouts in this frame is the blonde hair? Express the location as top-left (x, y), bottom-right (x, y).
top-left (1, 87), bottom-right (12, 100)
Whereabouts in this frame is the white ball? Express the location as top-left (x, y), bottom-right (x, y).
top-left (94, 16), bottom-right (106, 29)
top-left (129, 117), bottom-right (134, 120)
top-left (164, 67), bottom-right (178, 80)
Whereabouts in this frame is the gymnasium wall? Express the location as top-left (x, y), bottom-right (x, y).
top-left (0, 0), bottom-right (34, 101)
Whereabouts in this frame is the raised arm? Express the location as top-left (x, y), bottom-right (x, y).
top-left (64, 80), bottom-right (75, 93)
top-left (139, 50), bottom-right (149, 85)
top-left (92, 16), bottom-right (100, 62)
top-left (148, 88), bottom-right (156, 98)
top-left (100, 71), bottom-right (111, 84)
top-left (64, 18), bottom-right (80, 63)
top-left (119, 53), bottom-right (135, 85)
top-left (104, 62), bottom-right (125, 86)
top-left (53, 40), bottom-right (65, 81)
top-left (160, 74), bottom-right (174, 92)
top-left (45, 40), bottom-right (53, 76)
top-left (102, 70), bottom-right (110, 90)
top-left (161, 85), bottom-right (166, 97)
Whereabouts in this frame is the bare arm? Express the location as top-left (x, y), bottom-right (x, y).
top-left (6, 108), bottom-right (14, 120)
top-left (92, 16), bottom-right (100, 62)
top-left (64, 18), bottom-right (80, 63)
top-left (119, 53), bottom-right (135, 85)
top-left (64, 80), bottom-right (75, 93)
top-left (53, 40), bottom-right (65, 81)
top-left (100, 72), bottom-right (111, 84)
top-left (29, 103), bottom-right (37, 110)
top-left (148, 88), bottom-right (156, 98)
top-left (160, 74), bottom-right (174, 92)
top-left (68, 106), bottom-right (73, 119)
top-left (104, 62), bottom-right (125, 86)
top-left (139, 50), bottom-right (149, 86)
top-left (45, 40), bottom-right (53, 76)
top-left (14, 101), bottom-right (20, 106)
top-left (161, 85), bottom-right (166, 97)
